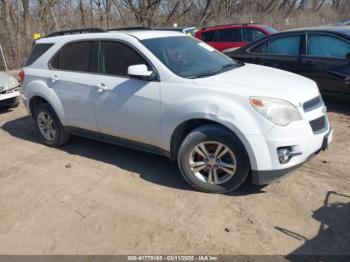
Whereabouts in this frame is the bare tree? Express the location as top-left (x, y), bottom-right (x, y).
top-left (0, 0), bottom-right (348, 70)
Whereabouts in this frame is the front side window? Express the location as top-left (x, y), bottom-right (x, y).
top-left (242, 28), bottom-right (266, 42)
top-left (99, 41), bottom-right (147, 76)
top-left (252, 35), bottom-right (301, 55)
top-left (142, 36), bottom-right (241, 78)
top-left (51, 41), bottom-right (92, 72)
top-left (307, 34), bottom-right (350, 58)
top-left (213, 28), bottom-right (242, 42)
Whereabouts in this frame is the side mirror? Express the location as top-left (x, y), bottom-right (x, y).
top-left (127, 64), bottom-right (156, 81)
top-left (346, 52), bottom-right (350, 60)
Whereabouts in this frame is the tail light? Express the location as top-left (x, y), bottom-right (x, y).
top-left (18, 70), bottom-right (25, 83)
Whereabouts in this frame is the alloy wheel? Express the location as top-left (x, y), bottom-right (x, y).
top-left (37, 112), bottom-right (56, 142)
top-left (189, 141), bottom-right (237, 184)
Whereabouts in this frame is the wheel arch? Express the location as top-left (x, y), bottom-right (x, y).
top-left (25, 79), bottom-right (66, 125)
top-left (169, 118), bottom-right (257, 170)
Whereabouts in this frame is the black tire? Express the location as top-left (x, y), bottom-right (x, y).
top-left (33, 103), bottom-right (70, 147)
top-left (177, 125), bottom-right (250, 193)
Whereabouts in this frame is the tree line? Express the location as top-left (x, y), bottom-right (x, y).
top-left (1, 0), bottom-right (349, 70)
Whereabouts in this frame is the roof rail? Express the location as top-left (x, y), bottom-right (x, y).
top-left (46, 28), bottom-right (106, 37)
top-left (201, 22), bottom-right (260, 30)
top-left (107, 26), bottom-right (151, 31)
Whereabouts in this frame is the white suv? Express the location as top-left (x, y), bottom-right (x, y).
top-left (21, 29), bottom-right (332, 193)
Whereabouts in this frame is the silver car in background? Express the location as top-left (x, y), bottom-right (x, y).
top-left (0, 72), bottom-right (20, 109)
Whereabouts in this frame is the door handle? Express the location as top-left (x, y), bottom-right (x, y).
top-left (51, 74), bottom-right (59, 82)
top-left (95, 83), bottom-right (108, 92)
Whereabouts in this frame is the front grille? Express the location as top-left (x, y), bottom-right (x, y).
top-left (309, 116), bottom-right (327, 134)
top-left (303, 96), bottom-right (322, 112)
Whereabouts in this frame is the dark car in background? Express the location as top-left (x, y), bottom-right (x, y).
top-left (336, 20), bottom-right (350, 26)
top-left (195, 23), bottom-right (277, 53)
top-left (227, 27), bottom-right (350, 98)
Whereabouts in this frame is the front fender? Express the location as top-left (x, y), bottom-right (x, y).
top-left (161, 97), bottom-right (273, 170)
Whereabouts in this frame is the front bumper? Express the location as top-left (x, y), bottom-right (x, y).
top-left (0, 88), bottom-right (20, 101)
top-left (252, 127), bottom-right (333, 185)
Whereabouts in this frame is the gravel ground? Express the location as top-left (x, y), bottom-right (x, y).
top-left (0, 99), bottom-right (349, 256)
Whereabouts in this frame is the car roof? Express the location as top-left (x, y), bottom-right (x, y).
top-left (122, 30), bottom-right (184, 39)
top-left (283, 26), bottom-right (350, 36)
top-left (153, 26), bottom-right (195, 30)
top-left (37, 30), bottom-right (185, 44)
top-left (199, 23), bottom-right (270, 31)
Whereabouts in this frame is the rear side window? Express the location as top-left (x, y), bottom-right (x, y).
top-left (252, 35), bottom-right (301, 55)
top-left (213, 28), bottom-right (242, 42)
top-left (307, 34), bottom-right (350, 58)
top-left (50, 41), bottom-right (93, 72)
top-left (99, 41), bottom-right (147, 76)
top-left (25, 44), bottom-right (53, 66)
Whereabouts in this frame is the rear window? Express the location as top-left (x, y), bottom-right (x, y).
top-left (25, 43), bottom-right (53, 66)
top-left (50, 41), bottom-right (93, 72)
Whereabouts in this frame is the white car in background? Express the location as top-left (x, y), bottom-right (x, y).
top-left (21, 29), bottom-right (332, 193)
top-left (0, 72), bottom-right (20, 109)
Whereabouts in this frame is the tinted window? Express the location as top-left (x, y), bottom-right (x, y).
top-left (54, 41), bottom-right (92, 72)
top-left (307, 34), bottom-right (350, 58)
top-left (201, 31), bottom-right (215, 42)
top-left (99, 41), bottom-right (147, 76)
top-left (25, 44), bottom-right (53, 66)
top-left (50, 52), bottom-right (60, 69)
top-left (213, 28), bottom-right (242, 42)
top-left (242, 28), bottom-right (266, 42)
top-left (252, 35), bottom-right (301, 55)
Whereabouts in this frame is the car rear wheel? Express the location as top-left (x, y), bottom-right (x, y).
top-left (177, 125), bottom-right (250, 193)
top-left (33, 103), bottom-right (70, 147)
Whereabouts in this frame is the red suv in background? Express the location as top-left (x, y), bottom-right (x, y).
top-left (195, 23), bottom-right (277, 53)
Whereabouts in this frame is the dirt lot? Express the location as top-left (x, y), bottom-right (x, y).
top-left (0, 99), bottom-right (349, 256)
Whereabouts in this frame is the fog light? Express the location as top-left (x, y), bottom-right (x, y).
top-left (278, 148), bottom-right (291, 164)
top-left (277, 147), bottom-right (302, 164)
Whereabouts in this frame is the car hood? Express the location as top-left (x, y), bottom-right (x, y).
top-left (194, 63), bottom-right (320, 106)
top-left (0, 72), bottom-right (19, 92)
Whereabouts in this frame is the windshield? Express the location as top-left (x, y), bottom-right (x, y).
top-left (141, 36), bottom-right (242, 78)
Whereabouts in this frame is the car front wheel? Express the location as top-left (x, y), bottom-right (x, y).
top-left (177, 125), bottom-right (250, 193)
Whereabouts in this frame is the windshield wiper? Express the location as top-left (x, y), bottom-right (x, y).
top-left (189, 63), bottom-right (237, 79)
top-left (188, 72), bottom-right (219, 79)
top-left (222, 63), bottom-right (237, 69)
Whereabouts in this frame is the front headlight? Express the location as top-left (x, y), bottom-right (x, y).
top-left (9, 77), bottom-right (19, 89)
top-left (250, 97), bottom-right (302, 126)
